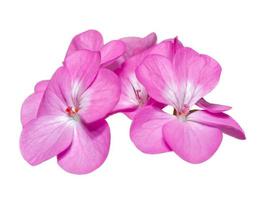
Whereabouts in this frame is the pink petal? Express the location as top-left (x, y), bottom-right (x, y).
top-left (34, 80), bottom-right (49, 92)
top-left (65, 30), bottom-right (103, 57)
top-left (196, 98), bottom-right (231, 113)
top-left (20, 115), bottom-right (73, 165)
top-left (188, 110), bottom-right (245, 139)
top-left (38, 67), bottom-right (72, 117)
top-left (57, 120), bottom-right (110, 174)
top-left (64, 50), bottom-right (101, 93)
top-left (136, 54), bottom-right (178, 106)
top-left (163, 118), bottom-right (223, 163)
top-left (21, 92), bottom-right (44, 126)
top-left (79, 68), bottom-right (120, 123)
top-left (130, 106), bottom-right (172, 154)
top-left (171, 48), bottom-right (222, 107)
top-left (120, 32), bottom-right (157, 58)
top-left (100, 40), bottom-right (125, 65)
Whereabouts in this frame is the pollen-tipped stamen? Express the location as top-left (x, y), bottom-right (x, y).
top-left (65, 106), bottom-right (79, 118)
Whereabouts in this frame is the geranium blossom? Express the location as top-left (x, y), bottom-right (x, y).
top-left (112, 39), bottom-right (178, 118)
top-left (20, 30), bottom-right (246, 174)
top-left (20, 50), bottom-right (120, 174)
top-left (21, 30), bottom-right (156, 125)
top-left (130, 40), bottom-right (245, 163)
top-left (113, 38), bottom-right (222, 119)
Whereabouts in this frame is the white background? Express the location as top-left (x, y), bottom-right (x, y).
top-left (0, 0), bottom-right (261, 199)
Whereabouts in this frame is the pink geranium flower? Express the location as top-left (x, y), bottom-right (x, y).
top-left (112, 38), bottom-right (178, 118)
top-left (21, 30), bottom-right (156, 125)
top-left (130, 39), bottom-right (245, 163)
top-left (20, 50), bottom-right (120, 174)
top-left (113, 37), bottom-right (214, 119)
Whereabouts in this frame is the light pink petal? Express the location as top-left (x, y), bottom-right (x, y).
top-left (34, 80), bottom-right (49, 92)
top-left (20, 115), bottom-right (73, 165)
top-left (38, 67), bottom-right (72, 117)
top-left (65, 30), bottom-right (103, 57)
top-left (171, 48), bottom-right (222, 107)
top-left (100, 40), bottom-right (125, 65)
top-left (136, 54), bottom-right (178, 106)
top-left (196, 98), bottom-right (231, 113)
top-left (130, 106), bottom-right (172, 154)
top-left (58, 120), bottom-right (110, 174)
top-left (163, 119), bottom-right (223, 163)
top-left (79, 68), bottom-right (120, 123)
top-left (188, 110), bottom-right (245, 139)
top-left (21, 92), bottom-right (44, 126)
top-left (120, 32), bottom-right (157, 58)
top-left (64, 50), bottom-right (101, 93)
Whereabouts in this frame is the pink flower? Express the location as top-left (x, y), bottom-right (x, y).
top-left (20, 50), bottom-right (120, 174)
top-left (130, 39), bottom-right (245, 163)
top-left (112, 38), bottom-right (179, 118)
top-left (21, 30), bottom-right (156, 124)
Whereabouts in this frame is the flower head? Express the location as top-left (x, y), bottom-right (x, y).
top-left (131, 39), bottom-right (245, 163)
top-left (20, 50), bottom-right (120, 174)
top-left (112, 38), bottom-right (181, 118)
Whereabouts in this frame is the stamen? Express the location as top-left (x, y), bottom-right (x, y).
top-left (173, 104), bottom-right (190, 117)
top-left (180, 104), bottom-right (190, 115)
top-left (65, 107), bottom-right (71, 114)
top-left (65, 106), bottom-right (79, 117)
top-left (135, 89), bottom-right (142, 100)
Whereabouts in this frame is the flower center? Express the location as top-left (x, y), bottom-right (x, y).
top-left (65, 106), bottom-right (80, 120)
top-left (134, 89), bottom-right (148, 106)
top-left (173, 104), bottom-right (190, 120)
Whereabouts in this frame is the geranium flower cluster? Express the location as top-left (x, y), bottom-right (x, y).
top-left (20, 30), bottom-right (245, 174)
